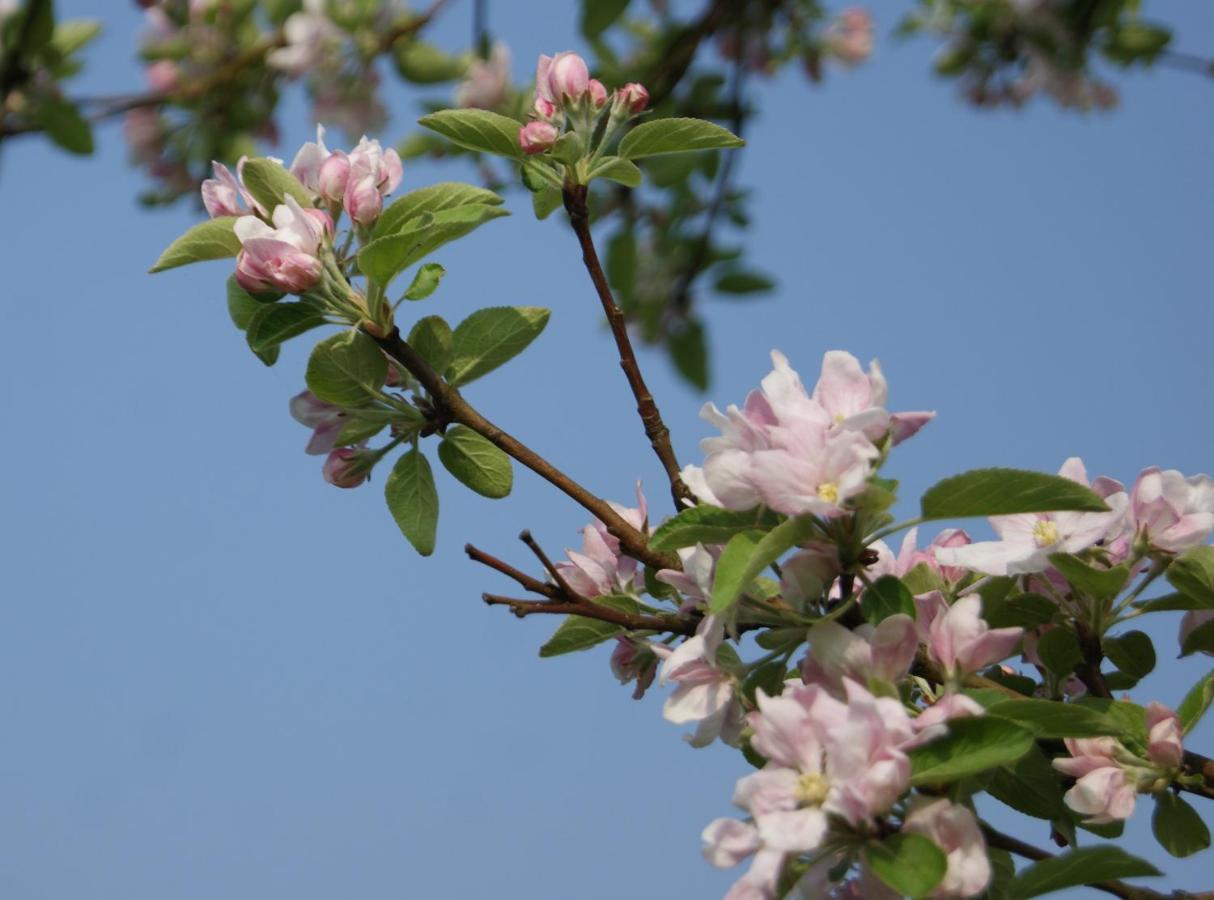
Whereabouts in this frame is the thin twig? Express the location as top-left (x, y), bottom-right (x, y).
top-left (563, 185), bottom-right (694, 511)
top-left (367, 325), bottom-right (678, 572)
top-left (482, 593), bottom-right (696, 635)
top-left (518, 529), bottom-right (575, 597)
top-left (465, 543), bottom-right (556, 598)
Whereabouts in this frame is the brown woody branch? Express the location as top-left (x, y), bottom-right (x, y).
top-left (563, 185), bottom-right (694, 511)
top-left (368, 326), bottom-right (678, 571)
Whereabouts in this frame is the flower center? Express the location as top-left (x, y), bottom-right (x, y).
top-left (1033, 519), bottom-right (1059, 548)
top-left (795, 772), bottom-right (830, 807)
top-left (817, 482), bottom-right (840, 504)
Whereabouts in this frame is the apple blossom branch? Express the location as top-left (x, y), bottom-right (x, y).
top-left (367, 325), bottom-right (678, 571)
top-left (563, 184), bottom-right (695, 511)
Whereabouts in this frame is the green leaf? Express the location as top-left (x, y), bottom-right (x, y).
top-left (619, 117), bottom-right (744, 159)
top-left (862, 575), bottom-right (916, 624)
top-left (1103, 630), bottom-right (1156, 680)
top-left (1074, 698), bottom-right (1148, 745)
top-left (403, 263), bottom-right (446, 301)
top-left (1008, 846), bottom-right (1161, 899)
top-left (392, 40), bottom-right (466, 83)
top-left (1133, 591), bottom-right (1209, 613)
top-left (919, 468), bottom-right (1108, 519)
top-left (985, 700), bottom-right (1120, 738)
top-left (1105, 22), bottom-right (1171, 64)
top-left (240, 157), bottom-right (312, 212)
top-left (305, 330), bottom-right (388, 406)
top-left (581, 0), bottom-right (630, 38)
top-left (437, 425), bottom-right (512, 499)
top-left (538, 595), bottom-right (640, 657)
top-left (408, 315), bottom-right (453, 374)
top-left (1151, 791), bottom-right (1210, 858)
top-left (226, 278), bottom-right (265, 330)
top-left (532, 187), bottom-right (563, 220)
top-left (384, 448), bottom-right (438, 556)
top-left (710, 516), bottom-right (817, 613)
top-left (1167, 546), bottom-right (1214, 608)
top-left (417, 109), bottom-right (525, 159)
top-left (38, 97), bottom-right (93, 154)
top-left (668, 319), bottom-right (709, 391)
top-left (986, 745), bottom-right (1070, 821)
top-left (373, 182), bottom-right (503, 240)
top-left (358, 204), bottom-right (508, 285)
top-left (245, 303), bottom-right (325, 353)
top-left (1177, 670), bottom-right (1214, 734)
top-left (23, 0), bottom-right (55, 52)
top-left (149, 216), bottom-right (242, 272)
top-left (864, 833), bottom-right (947, 898)
top-left (714, 270), bottom-right (775, 295)
top-left (551, 132), bottom-right (584, 166)
top-left (51, 19), bottom-right (101, 56)
top-left (649, 505), bottom-right (780, 551)
top-left (983, 592), bottom-right (1058, 629)
top-left (1036, 627), bottom-right (1082, 680)
top-left (1048, 555), bottom-right (1130, 601)
top-left (1181, 615), bottom-right (1214, 657)
top-left (909, 716), bottom-right (1034, 785)
top-left (589, 156), bottom-right (643, 187)
top-left (447, 306), bottom-right (550, 387)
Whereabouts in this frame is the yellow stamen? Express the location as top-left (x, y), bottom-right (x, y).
top-left (1033, 519), bottom-right (1059, 548)
top-left (817, 482), bottom-right (840, 504)
top-left (795, 772), bottom-right (830, 807)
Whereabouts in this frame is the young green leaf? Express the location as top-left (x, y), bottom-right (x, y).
top-left (245, 303), bottom-right (325, 353)
top-left (447, 306), bottom-right (550, 386)
top-left (1007, 845), bottom-right (1161, 899)
top-left (1181, 615), bottom-right (1214, 657)
top-left (710, 516), bottom-right (817, 613)
top-left (385, 448), bottom-right (439, 556)
top-left (1048, 555), bottom-right (1130, 601)
top-left (149, 217), bottom-right (242, 273)
top-left (714, 270), bottom-right (775, 295)
top-left (581, 0), bottom-right (630, 37)
top-left (417, 109), bottom-right (525, 159)
top-left (588, 156), bottom-right (643, 187)
top-left (358, 204), bottom-right (508, 285)
top-left (1151, 792), bottom-right (1210, 858)
top-left (619, 118), bottom-right (744, 159)
top-left (985, 745), bottom-right (1070, 821)
top-left (538, 595), bottom-right (640, 657)
top-left (38, 97), bottom-right (93, 154)
top-left (305, 330), bottom-right (388, 406)
top-left (649, 505), bottom-right (781, 551)
top-left (1035, 627), bottom-right (1083, 680)
top-left (532, 186), bottom-right (563, 220)
top-left (403, 263), bottom-right (446, 301)
top-left (437, 425), bottom-right (512, 499)
top-left (373, 182), bottom-right (504, 239)
top-left (1103, 630), bottom-right (1156, 680)
top-left (909, 717), bottom-right (1034, 785)
top-left (1167, 546), bottom-right (1214, 608)
top-left (408, 315), bottom-right (453, 374)
top-left (1177, 670), bottom-right (1214, 734)
top-left (919, 468), bottom-right (1108, 520)
top-left (864, 833), bottom-right (947, 898)
top-left (239, 158), bottom-right (312, 211)
top-left (985, 700), bottom-right (1120, 738)
top-left (861, 575), bottom-right (916, 624)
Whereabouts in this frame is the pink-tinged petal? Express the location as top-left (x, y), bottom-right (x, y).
top-left (913, 693), bottom-right (984, 737)
top-left (812, 350), bottom-right (871, 419)
top-left (702, 818), bottom-right (761, 868)
top-left (664, 679), bottom-right (733, 725)
top-left (1059, 456), bottom-right (1090, 487)
top-left (889, 410), bottom-right (935, 444)
top-left (1146, 702), bottom-right (1183, 770)
top-left (935, 539), bottom-right (1037, 577)
top-left (1052, 737), bottom-right (1120, 778)
top-left (902, 799), bottom-right (991, 899)
top-left (755, 808), bottom-right (828, 853)
top-left (733, 768), bottom-right (800, 816)
top-left (1154, 513), bottom-right (1214, 553)
top-left (723, 848), bottom-right (785, 900)
top-left (750, 691), bottom-right (824, 772)
top-left (869, 614), bottom-right (919, 682)
top-left (1063, 767), bottom-right (1135, 824)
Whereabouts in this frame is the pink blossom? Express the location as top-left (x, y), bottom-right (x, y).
top-left (456, 42), bottom-right (511, 109)
top-left (1129, 467), bottom-right (1214, 553)
top-left (289, 390), bottom-right (346, 455)
top-left (554, 484), bottom-right (647, 599)
top-left (1180, 610), bottom-right (1214, 658)
top-left (588, 78), bottom-right (608, 108)
top-left (345, 173), bottom-right (383, 226)
top-left (801, 617), bottom-right (918, 694)
top-left (232, 196), bottom-right (327, 294)
top-left (902, 799), bottom-right (991, 899)
top-left (811, 350), bottom-right (934, 445)
top-left (322, 448), bottom-right (370, 488)
top-left (518, 120), bottom-right (558, 155)
top-left (652, 616), bottom-right (743, 747)
top-left (200, 160), bottom-right (257, 218)
top-left (538, 51), bottom-right (591, 106)
top-left (780, 543), bottom-right (841, 606)
top-left (610, 637), bottom-right (658, 700)
top-left (267, 0), bottom-right (342, 76)
top-left (920, 594), bottom-right (1022, 678)
top-left (825, 7), bottom-right (874, 65)
top-left (913, 693), bottom-right (985, 735)
top-left (748, 424), bottom-right (879, 518)
top-left (616, 82), bottom-right (649, 113)
top-left (935, 458), bottom-right (1128, 576)
top-left (1053, 737), bottom-right (1138, 824)
top-left (655, 543), bottom-right (718, 612)
top-left (1146, 702), bottom-right (1183, 770)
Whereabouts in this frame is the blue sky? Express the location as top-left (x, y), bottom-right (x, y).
top-left (0, 1), bottom-right (1211, 897)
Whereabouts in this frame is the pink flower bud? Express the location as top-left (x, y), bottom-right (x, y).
top-left (235, 242), bottom-right (322, 294)
top-left (533, 96), bottom-right (557, 120)
top-left (344, 173), bottom-right (383, 226)
top-left (315, 152), bottom-right (351, 204)
top-left (323, 448), bottom-right (370, 489)
top-left (544, 51), bottom-right (590, 102)
top-left (588, 78), bottom-right (608, 108)
top-left (518, 121), bottom-right (558, 155)
top-left (1146, 702), bottom-right (1183, 770)
top-left (145, 60), bottom-right (180, 93)
top-left (617, 82), bottom-right (649, 113)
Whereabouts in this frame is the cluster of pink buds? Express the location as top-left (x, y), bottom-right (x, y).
top-left (518, 51), bottom-right (650, 156)
top-left (290, 127), bottom-right (403, 228)
top-left (232, 196), bottom-right (332, 294)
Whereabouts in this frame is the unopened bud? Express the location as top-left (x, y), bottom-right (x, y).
top-left (617, 82), bottom-right (649, 113)
top-left (323, 448), bottom-right (372, 489)
top-left (588, 79), bottom-right (608, 109)
top-left (518, 121), bottom-right (558, 155)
